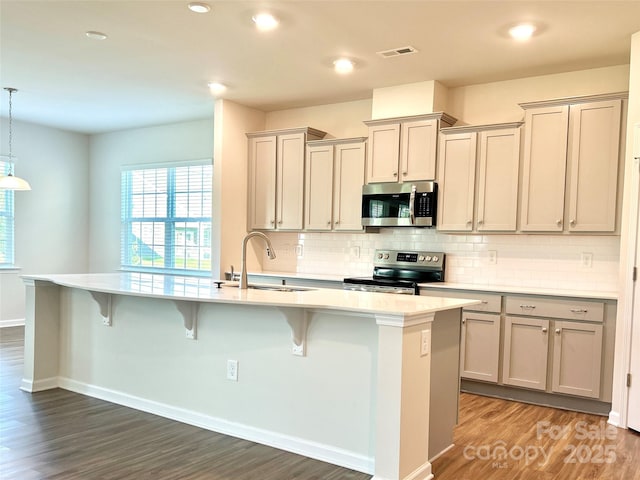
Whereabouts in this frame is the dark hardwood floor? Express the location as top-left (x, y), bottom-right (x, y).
top-left (2, 325), bottom-right (639, 479)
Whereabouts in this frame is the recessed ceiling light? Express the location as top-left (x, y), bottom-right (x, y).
top-left (333, 58), bottom-right (355, 74)
top-left (188, 2), bottom-right (211, 14)
top-left (85, 31), bottom-right (108, 40)
top-left (252, 13), bottom-right (279, 32)
top-left (509, 23), bottom-right (537, 41)
top-left (208, 82), bottom-right (227, 95)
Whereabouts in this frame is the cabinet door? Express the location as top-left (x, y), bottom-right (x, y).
top-left (248, 135), bottom-right (277, 230)
top-left (366, 123), bottom-right (400, 183)
top-left (502, 316), bottom-right (549, 391)
top-left (552, 321), bottom-right (603, 398)
top-left (460, 312), bottom-right (501, 382)
top-left (400, 118), bottom-right (438, 181)
top-left (566, 100), bottom-right (621, 232)
top-left (334, 141), bottom-right (365, 231)
top-left (277, 132), bottom-right (306, 230)
top-left (476, 128), bottom-right (520, 231)
top-left (437, 132), bottom-right (477, 231)
top-left (304, 144), bottom-right (334, 231)
top-left (520, 106), bottom-right (569, 231)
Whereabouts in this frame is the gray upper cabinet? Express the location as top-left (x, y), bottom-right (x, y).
top-left (437, 123), bottom-right (521, 232)
top-left (519, 94), bottom-right (624, 233)
top-left (247, 127), bottom-right (326, 231)
top-left (363, 113), bottom-right (456, 184)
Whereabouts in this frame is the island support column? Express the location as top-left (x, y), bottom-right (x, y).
top-left (21, 279), bottom-right (60, 392)
top-left (374, 311), bottom-right (436, 480)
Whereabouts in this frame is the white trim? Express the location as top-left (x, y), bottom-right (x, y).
top-left (429, 442), bottom-right (455, 462)
top-left (57, 377), bottom-right (374, 475)
top-left (376, 312), bottom-right (435, 327)
top-left (20, 376), bottom-right (59, 392)
top-left (371, 460), bottom-right (433, 480)
top-left (120, 158), bottom-right (212, 171)
top-left (0, 318), bottom-right (25, 328)
top-left (608, 410), bottom-right (622, 428)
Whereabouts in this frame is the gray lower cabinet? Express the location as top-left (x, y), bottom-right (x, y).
top-left (421, 288), bottom-right (613, 407)
top-left (502, 316), bottom-right (550, 391)
top-left (461, 312), bottom-right (501, 382)
top-left (551, 320), bottom-right (603, 398)
top-left (503, 295), bottom-right (606, 399)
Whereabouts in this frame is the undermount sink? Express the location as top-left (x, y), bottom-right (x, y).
top-left (218, 282), bottom-right (314, 293)
top-left (248, 285), bottom-right (315, 293)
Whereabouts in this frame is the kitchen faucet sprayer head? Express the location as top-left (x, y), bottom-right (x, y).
top-left (266, 247), bottom-right (276, 260)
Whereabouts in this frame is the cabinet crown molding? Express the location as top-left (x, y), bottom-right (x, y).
top-left (440, 122), bottom-right (523, 134)
top-left (307, 136), bottom-right (367, 146)
top-left (363, 112), bottom-right (457, 128)
top-left (246, 126), bottom-right (327, 139)
top-left (519, 92), bottom-right (628, 110)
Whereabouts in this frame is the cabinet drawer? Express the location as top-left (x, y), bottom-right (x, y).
top-left (421, 290), bottom-right (501, 313)
top-left (505, 295), bottom-right (604, 322)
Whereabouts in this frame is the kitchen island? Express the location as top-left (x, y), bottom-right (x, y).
top-left (22, 273), bottom-right (478, 480)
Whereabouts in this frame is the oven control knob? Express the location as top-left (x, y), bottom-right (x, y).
top-left (432, 256), bottom-right (439, 262)
top-left (377, 253), bottom-right (383, 259)
top-left (383, 253), bottom-right (390, 260)
top-left (425, 255), bottom-right (432, 261)
top-left (419, 255), bottom-right (426, 262)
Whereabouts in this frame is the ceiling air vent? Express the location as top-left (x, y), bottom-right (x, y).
top-left (377, 46), bottom-right (418, 58)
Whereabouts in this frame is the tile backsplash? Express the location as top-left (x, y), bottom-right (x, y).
top-left (262, 229), bottom-right (620, 292)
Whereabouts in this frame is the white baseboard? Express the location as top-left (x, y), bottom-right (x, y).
top-left (608, 410), bottom-right (622, 428)
top-left (57, 377), bottom-right (374, 475)
top-left (20, 376), bottom-right (59, 392)
top-left (0, 318), bottom-right (25, 328)
top-left (371, 459), bottom-right (433, 480)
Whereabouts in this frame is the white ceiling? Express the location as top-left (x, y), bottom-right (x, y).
top-left (2, 0), bottom-right (640, 134)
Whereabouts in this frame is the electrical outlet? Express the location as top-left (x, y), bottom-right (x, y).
top-left (581, 252), bottom-right (593, 268)
top-left (295, 244), bottom-right (303, 257)
top-left (488, 250), bottom-right (497, 265)
top-left (227, 359), bottom-right (238, 381)
top-left (420, 330), bottom-right (431, 357)
top-left (350, 246), bottom-right (360, 258)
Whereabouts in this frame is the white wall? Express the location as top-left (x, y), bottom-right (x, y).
top-left (0, 119), bottom-right (89, 323)
top-left (611, 30), bottom-right (640, 427)
top-left (447, 65), bottom-right (630, 125)
top-left (88, 119), bottom-right (214, 273)
top-left (213, 100), bottom-right (265, 278)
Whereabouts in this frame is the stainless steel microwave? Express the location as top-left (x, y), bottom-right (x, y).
top-left (361, 181), bottom-right (437, 227)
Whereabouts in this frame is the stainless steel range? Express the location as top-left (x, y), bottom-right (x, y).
top-left (343, 249), bottom-right (445, 295)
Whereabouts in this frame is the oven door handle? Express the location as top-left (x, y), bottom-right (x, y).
top-left (409, 185), bottom-right (416, 225)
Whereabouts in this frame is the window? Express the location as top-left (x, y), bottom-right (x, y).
top-left (0, 159), bottom-right (15, 267)
top-left (121, 161), bottom-right (212, 276)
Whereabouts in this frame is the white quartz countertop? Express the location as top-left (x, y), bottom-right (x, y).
top-left (24, 273), bottom-right (479, 317)
top-left (419, 282), bottom-right (618, 301)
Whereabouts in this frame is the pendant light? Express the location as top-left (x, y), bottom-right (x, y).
top-left (0, 87), bottom-right (31, 191)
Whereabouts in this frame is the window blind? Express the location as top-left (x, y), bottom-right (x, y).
top-left (121, 160), bottom-right (212, 276)
top-left (0, 159), bottom-right (15, 266)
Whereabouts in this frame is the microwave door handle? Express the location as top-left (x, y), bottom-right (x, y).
top-left (409, 185), bottom-right (416, 225)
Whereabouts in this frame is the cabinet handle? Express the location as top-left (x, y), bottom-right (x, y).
top-left (570, 308), bottom-right (588, 314)
top-left (542, 327), bottom-right (548, 333)
top-left (570, 219), bottom-right (576, 226)
top-left (555, 328), bottom-right (561, 335)
top-left (393, 172), bottom-right (398, 177)
top-left (327, 221), bottom-right (331, 226)
top-left (270, 220), bottom-right (275, 225)
top-left (478, 220), bottom-right (484, 225)
top-left (466, 220), bottom-right (472, 225)
top-left (335, 220), bottom-right (340, 225)
top-left (278, 220), bottom-right (283, 225)
top-left (481, 300), bottom-right (489, 304)
top-left (556, 219), bottom-right (563, 227)
top-left (520, 304), bottom-right (536, 310)
top-left (462, 318), bottom-right (466, 324)
top-left (402, 171), bottom-right (408, 175)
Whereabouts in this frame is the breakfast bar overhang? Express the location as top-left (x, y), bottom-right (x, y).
top-left (21, 273), bottom-right (478, 480)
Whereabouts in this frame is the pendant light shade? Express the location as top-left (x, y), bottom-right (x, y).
top-left (1, 88), bottom-right (31, 191)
